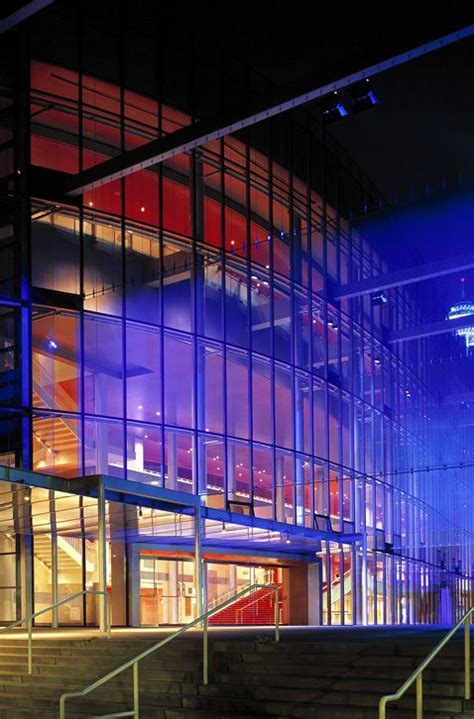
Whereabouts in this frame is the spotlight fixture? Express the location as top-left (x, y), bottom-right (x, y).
top-left (319, 91), bottom-right (348, 124)
top-left (350, 79), bottom-right (379, 114)
top-left (370, 290), bottom-right (387, 306)
top-left (47, 339), bottom-right (58, 351)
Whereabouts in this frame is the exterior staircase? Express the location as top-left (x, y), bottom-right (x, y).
top-left (0, 629), bottom-right (474, 718)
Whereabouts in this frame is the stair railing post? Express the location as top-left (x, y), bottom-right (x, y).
top-left (416, 672), bottom-right (423, 719)
top-left (203, 614), bottom-right (209, 685)
top-left (465, 613), bottom-right (471, 700)
top-left (378, 697), bottom-right (386, 719)
top-left (97, 478), bottom-right (108, 633)
top-left (105, 590), bottom-right (111, 638)
top-left (50, 491), bottom-right (59, 629)
top-left (133, 660), bottom-right (139, 717)
top-left (274, 586), bottom-right (280, 643)
top-left (194, 504), bottom-right (204, 622)
top-left (27, 616), bottom-right (32, 675)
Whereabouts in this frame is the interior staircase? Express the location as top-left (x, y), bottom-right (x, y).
top-left (33, 535), bottom-right (83, 575)
top-left (0, 629), bottom-right (474, 718)
top-left (32, 369), bottom-right (80, 460)
top-left (32, 413), bottom-right (79, 456)
top-left (209, 585), bottom-right (281, 625)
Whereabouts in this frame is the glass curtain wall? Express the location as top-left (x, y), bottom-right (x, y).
top-left (7, 51), bottom-right (468, 627)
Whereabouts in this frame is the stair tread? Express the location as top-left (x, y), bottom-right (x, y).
top-left (0, 634), bottom-right (469, 718)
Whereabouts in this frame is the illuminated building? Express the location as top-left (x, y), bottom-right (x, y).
top-left (447, 280), bottom-right (474, 352)
top-left (0, 4), bottom-right (471, 630)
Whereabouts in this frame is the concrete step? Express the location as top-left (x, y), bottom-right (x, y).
top-left (0, 634), bottom-right (469, 719)
top-left (175, 693), bottom-right (464, 717)
top-left (165, 711), bottom-right (451, 719)
top-left (165, 711), bottom-right (278, 719)
top-left (213, 670), bottom-right (466, 697)
top-left (0, 667), bottom-right (200, 684)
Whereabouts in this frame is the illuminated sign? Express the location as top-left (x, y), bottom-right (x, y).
top-left (447, 301), bottom-right (474, 350)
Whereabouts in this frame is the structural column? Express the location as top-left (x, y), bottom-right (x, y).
top-left (194, 505), bottom-right (205, 619)
top-left (49, 491), bottom-right (59, 628)
top-left (308, 560), bottom-right (322, 625)
top-left (19, 534), bottom-right (33, 620)
top-left (109, 503), bottom-right (128, 626)
top-left (127, 543), bottom-right (140, 627)
top-left (286, 560), bottom-right (323, 626)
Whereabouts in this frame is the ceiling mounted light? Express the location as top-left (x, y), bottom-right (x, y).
top-left (319, 91), bottom-right (348, 124)
top-left (371, 290), bottom-right (387, 306)
top-left (350, 79), bottom-right (379, 113)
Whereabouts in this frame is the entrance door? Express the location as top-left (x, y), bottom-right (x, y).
top-left (139, 557), bottom-right (196, 626)
top-left (140, 556), bottom-right (283, 626)
top-left (207, 563), bottom-right (279, 607)
top-left (207, 563), bottom-right (282, 624)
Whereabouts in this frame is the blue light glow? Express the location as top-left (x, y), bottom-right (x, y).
top-left (367, 90), bottom-right (379, 105)
top-left (336, 102), bottom-right (348, 117)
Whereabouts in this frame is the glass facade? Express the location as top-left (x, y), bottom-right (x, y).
top-left (0, 23), bottom-right (472, 628)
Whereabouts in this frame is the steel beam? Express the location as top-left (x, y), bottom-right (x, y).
top-left (136, 541), bottom-right (311, 563)
top-left (0, 0), bottom-right (54, 33)
top-left (204, 506), bottom-right (362, 544)
top-left (335, 251), bottom-right (474, 301)
top-left (388, 313), bottom-right (474, 343)
top-left (441, 391), bottom-right (474, 405)
top-left (66, 24), bottom-right (474, 197)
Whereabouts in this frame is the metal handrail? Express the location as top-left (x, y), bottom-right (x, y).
top-left (236, 586), bottom-right (280, 623)
top-left (0, 589), bottom-right (110, 675)
top-left (208, 584), bottom-right (250, 610)
top-left (59, 582), bottom-right (280, 719)
top-left (379, 606), bottom-right (473, 719)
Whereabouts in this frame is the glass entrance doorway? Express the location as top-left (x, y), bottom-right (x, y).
top-left (206, 563), bottom-right (279, 607)
top-left (139, 557), bottom-right (196, 625)
top-left (139, 555), bottom-right (283, 626)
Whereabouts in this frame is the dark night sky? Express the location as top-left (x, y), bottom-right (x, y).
top-left (221, 7), bottom-right (474, 274)
top-left (195, 6), bottom-right (474, 240)
top-left (226, 8), bottom-right (474, 212)
top-left (330, 35), bottom-right (474, 205)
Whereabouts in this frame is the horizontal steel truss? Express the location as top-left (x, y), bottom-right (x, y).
top-left (335, 251), bottom-right (474, 301)
top-left (0, 0), bottom-right (54, 33)
top-left (387, 313), bottom-right (474, 343)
